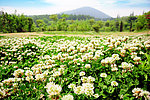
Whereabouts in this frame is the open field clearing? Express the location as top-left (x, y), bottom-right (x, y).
top-left (0, 33), bottom-right (150, 100)
top-left (0, 31), bottom-right (150, 37)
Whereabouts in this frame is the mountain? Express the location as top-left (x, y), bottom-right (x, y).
top-left (61, 7), bottom-right (112, 19)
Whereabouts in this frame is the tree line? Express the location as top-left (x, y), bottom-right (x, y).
top-left (0, 11), bottom-right (150, 33)
top-left (0, 12), bottom-right (36, 33)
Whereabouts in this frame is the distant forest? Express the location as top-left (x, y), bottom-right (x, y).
top-left (27, 14), bottom-right (113, 22)
top-left (0, 11), bottom-right (150, 33)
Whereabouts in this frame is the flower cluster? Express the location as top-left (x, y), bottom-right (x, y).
top-left (119, 62), bottom-right (134, 73)
top-left (73, 83), bottom-right (95, 96)
top-left (61, 94), bottom-right (74, 100)
top-left (81, 76), bottom-right (95, 83)
top-left (101, 54), bottom-right (120, 66)
top-left (13, 69), bottom-right (24, 77)
top-left (45, 82), bottom-right (62, 97)
top-left (132, 88), bottom-right (150, 99)
top-left (79, 71), bottom-right (85, 76)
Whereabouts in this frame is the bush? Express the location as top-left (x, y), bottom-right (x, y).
top-left (92, 24), bottom-right (100, 32)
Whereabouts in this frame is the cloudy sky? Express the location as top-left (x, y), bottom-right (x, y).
top-left (0, 0), bottom-right (150, 17)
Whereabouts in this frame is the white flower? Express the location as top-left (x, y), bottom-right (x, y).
top-left (139, 51), bottom-right (144, 54)
top-left (100, 73), bottom-right (107, 78)
top-left (68, 56), bottom-right (74, 60)
top-left (142, 91), bottom-right (150, 96)
top-left (132, 88), bottom-right (150, 99)
top-left (120, 95), bottom-right (124, 99)
top-left (42, 70), bottom-right (49, 77)
top-left (132, 88), bottom-right (143, 94)
top-left (74, 86), bottom-right (84, 95)
top-left (68, 84), bottom-right (76, 89)
top-left (87, 76), bottom-right (95, 83)
top-left (133, 57), bottom-right (141, 62)
top-left (101, 59), bottom-right (106, 65)
top-left (119, 62), bottom-right (134, 70)
top-left (0, 89), bottom-right (6, 98)
top-left (82, 83), bottom-right (94, 96)
top-left (49, 77), bottom-right (55, 82)
top-left (93, 94), bottom-right (99, 98)
top-left (13, 83), bottom-right (18, 87)
top-left (25, 76), bottom-right (34, 82)
top-left (13, 69), bottom-right (24, 77)
top-left (111, 81), bottom-right (118, 86)
top-left (13, 66), bottom-right (18, 68)
top-left (111, 67), bottom-right (118, 72)
top-left (112, 54), bottom-right (120, 60)
top-left (35, 74), bottom-right (44, 81)
top-left (80, 48), bottom-right (86, 53)
top-left (25, 70), bottom-right (33, 76)
top-left (85, 64), bottom-right (91, 68)
top-left (40, 94), bottom-right (44, 99)
top-left (44, 55), bottom-right (50, 60)
top-left (73, 59), bottom-right (78, 64)
top-left (121, 49), bottom-right (126, 54)
top-left (81, 76), bottom-right (88, 83)
top-left (108, 44), bottom-right (113, 49)
top-left (79, 71), bottom-right (85, 76)
top-left (45, 82), bottom-right (62, 96)
top-left (61, 94), bottom-right (74, 100)
top-left (52, 71), bottom-right (61, 77)
top-left (77, 63), bottom-right (80, 65)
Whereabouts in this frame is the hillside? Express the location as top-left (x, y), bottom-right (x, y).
top-left (61, 7), bottom-right (112, 19)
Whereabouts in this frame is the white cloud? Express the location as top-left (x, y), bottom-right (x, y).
top-left (0, 0), bottom-right (149, 17)
top-left (43, 0), bottom-right (100, 7)
top-left (126, 0), bottom-right (150, 5)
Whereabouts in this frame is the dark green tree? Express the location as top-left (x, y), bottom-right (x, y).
top-left (105, 20), bottom-right (110, 27)
top-left (36, 19), bottom-right (46, 31)
top-left (120, 21), bottom-right (123, 32)
top-left (145, 11), bottom-right (150, 29)
top-left (115, 21), bottom-right (119, 31)
top-left (89, 19), bottom-right (95, 26)
top-left (128, 13), bottom-right (137, 32)
top-left (27, 17), bottom-right (33, 32)
top-left (49, 14), bottom-right (58, 22)
top-left (92, 24), bottom-right (100, 32)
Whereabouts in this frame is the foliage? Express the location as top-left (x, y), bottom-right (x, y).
top-left (49, 14), bottom-right (58, 22)
top-left (120, 21), bottom-right (123, 32)
top-left (36, 19), bottom-right (46, 31)
top-left (144, 11), bottom-right (150, 29)
top-left (0, 11), bottom-right (150, 33)
top-left (0, 12), bottom-right (34, 33)
top-left (92, 24), bottom-right (100, 32)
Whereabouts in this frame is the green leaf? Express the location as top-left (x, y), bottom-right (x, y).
top-left (107, 86), bottom-right (115, 94)
top-left (144, 74), bottom-right (148, 81)
top-left (123, 97), bottom-right (129, 100)
top-left (134, 79), bottom-right (139, 85)
top-left (102, 85), bottom-right (107, 89)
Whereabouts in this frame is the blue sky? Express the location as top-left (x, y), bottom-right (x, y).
top-left (0, 0), bottom-right (52, 7)
top-left (0, 0), bottom-right (150, 17)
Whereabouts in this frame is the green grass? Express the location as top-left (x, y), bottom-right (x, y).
top-left (43, 31), bottom-right (134, 36)
top-left (0, 36), bottom-right (5, 39)
top-left (43, 31), bottom-right (97, 35)
top-left (134, 29), bottom-right (150, 33)
top-left (143, 33), bottom-right (150, 36)
top-left (29, 35), bottom-right (39, 37)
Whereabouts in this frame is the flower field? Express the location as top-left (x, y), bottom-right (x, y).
top-left (0, 35), bottom-right (150, 100)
